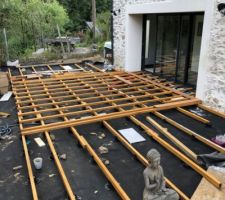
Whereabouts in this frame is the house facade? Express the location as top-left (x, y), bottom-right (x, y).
top-left (113, 0), bottom-right (225, 112)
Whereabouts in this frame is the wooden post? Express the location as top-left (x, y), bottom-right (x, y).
top-left (66, 36), bottom-right (71, 53)
top-left (57, 24), bottom-right (65, 55)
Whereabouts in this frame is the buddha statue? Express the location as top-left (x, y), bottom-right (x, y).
top-left (143, 149), bottom-right (179, 200)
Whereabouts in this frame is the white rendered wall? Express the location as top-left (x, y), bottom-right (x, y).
top-left (113, 0), bottom-right (225, 112)
top-left (125, 15), bottom-right (143, 72)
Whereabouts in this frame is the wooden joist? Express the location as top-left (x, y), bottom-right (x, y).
top-left (10, 65), bottom-right (224, 200)
top-left (22, 135), bottom-right (38, 200)
top-left (198, 104), bottom-right (225, 119)
top-left (146, 116), bottom-right (198, 161)
top-left (103, 121), bottom-right (190, 200)
top-left (153, 111), bottom-right (225, 154)
top-left (129, 116), bottom-right (222, 189)
top-left (21, 99), bottom-right (200, 135)
top-left (176, 107), bottom-right (211, 125)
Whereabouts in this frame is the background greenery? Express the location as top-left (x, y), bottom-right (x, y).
top-left (0, 0), bottom-right (111, 63)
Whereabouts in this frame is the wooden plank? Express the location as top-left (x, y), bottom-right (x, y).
top-left (146, 116), bottom-right (198, 161)
top-left (86, 63), bottom-right (104, 72)
top-left (153, 111), bottom-right (225, 154)
top-left (22, 136), bottom-right (38, 200)
top-left (130, 117), bottom-right (222, 189)
top-left (177, 107), bottom-right (211, 125)
top-left (44, 131), bottom-right (76, 200)
top-left (103, 121), bottom-right (189, 200)
top-left (114, 75), bottom-right (133, 85)
top-left (0, 112), bottom-right (10, 117)
top-left (198, 104), bottom-right (225, 119)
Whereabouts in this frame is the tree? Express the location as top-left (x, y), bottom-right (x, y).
top-left (92, 0), bottom-right (96, 43)
top-left (58, 0), bottom-right (111, 32)
top-left (0, 0), bottom-right (69, 60)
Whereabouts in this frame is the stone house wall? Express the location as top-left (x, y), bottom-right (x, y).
top-left (113, 0), bottom-right (225, 112)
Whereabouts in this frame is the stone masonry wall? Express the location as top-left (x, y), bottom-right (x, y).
top-left (113, 0), bottom-right (166, 69)
top-left (113, 0), bottom-right (225, 112)
top-left (205, 0), bottom-right (225, 112)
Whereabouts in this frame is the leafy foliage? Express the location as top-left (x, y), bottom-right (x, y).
top-left (0, 0), bottom-right (69, 59)
top-left (0, 0), bottom-right (111, 62)
top-left (58, 0), bottom-right (111, 31)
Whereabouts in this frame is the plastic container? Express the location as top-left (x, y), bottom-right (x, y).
top-left (33, 157), bottom-right (43, 170)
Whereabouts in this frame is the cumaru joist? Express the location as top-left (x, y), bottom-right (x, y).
top-left (103, 122), bottom-right (189, 200)
top-left (153, 111), bottom-right (225, 154)
top-left (176, 107), bottom-right (211, 125)
top-left (38, 76), bottom-right (131, 200)
top-left (146, 116), bottom-right (198, 162)
top-left (10, 64), bottom-right (224, 200)
top-left (22, 135), bottom-right (38, 200)
top-left (20, 99), bottom-right (200, 135)
top-left (23, 67), bottom-right (76, 200)
top-left (88, 76), bottom-right (221, 190)
top-left (10, 70), bottom-right (201, 135)
top-left (198, 104), bottom-right (225, 119)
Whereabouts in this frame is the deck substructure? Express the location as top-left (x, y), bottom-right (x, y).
top-left (8, 63), bottom-right (224, 200)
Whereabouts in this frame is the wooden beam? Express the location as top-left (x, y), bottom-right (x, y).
top-left (153, 111), bottom-right (225, 154)
top-left (103, 121), bottom-right (190, 200)
top-left (129, 117), bottom-right (222, 189)
top-left (177, 107), bottom-right (211, 125)
top-left (21, 99), bottom-right (200, 135)
top-left (198, 104), bottom-right (225, 119)
top-left (22, 136), bottom-right (39, 200)
top-left (114, 75), bottom-right (133, 85)
top-left (146, 116), bottom-right (198, 162)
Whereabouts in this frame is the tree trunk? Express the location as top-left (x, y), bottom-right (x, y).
top-left (92, 0), bottom-right (96, 44)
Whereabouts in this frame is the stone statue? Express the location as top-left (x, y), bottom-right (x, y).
top-left (143, 149), bottom-right (179, 200)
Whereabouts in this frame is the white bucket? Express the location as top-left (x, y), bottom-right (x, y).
top-left (33, 157), bottom-right (43, 170)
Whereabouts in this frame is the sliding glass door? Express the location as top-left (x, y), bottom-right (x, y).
top-left (142, 13), bottom-right (204, 86)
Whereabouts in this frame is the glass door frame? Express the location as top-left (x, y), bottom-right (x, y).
top-left (142, 12), bottom-right (204, 85)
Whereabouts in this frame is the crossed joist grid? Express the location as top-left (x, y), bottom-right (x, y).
top-left (10, 71), bottom-right (199, 136)
top-left (8, 67), bottom-right (225, 200)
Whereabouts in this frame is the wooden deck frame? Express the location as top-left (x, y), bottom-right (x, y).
top-left (80, 74), bottom-right (221, 190)
top-left (26, 68), bottom-right (131, 200)
top-left (102, 122), bottom-right (190, 200)
top-left (22, 67), bottom-right (76, 200)
top-left (10, 71), bottom-right (200, 135)
top-left (132, 73), bottom-right (211, 125)
top-left (9, 64), bottom-right (224, 200)
top-left (66, 76), bottom-right (190, 200)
